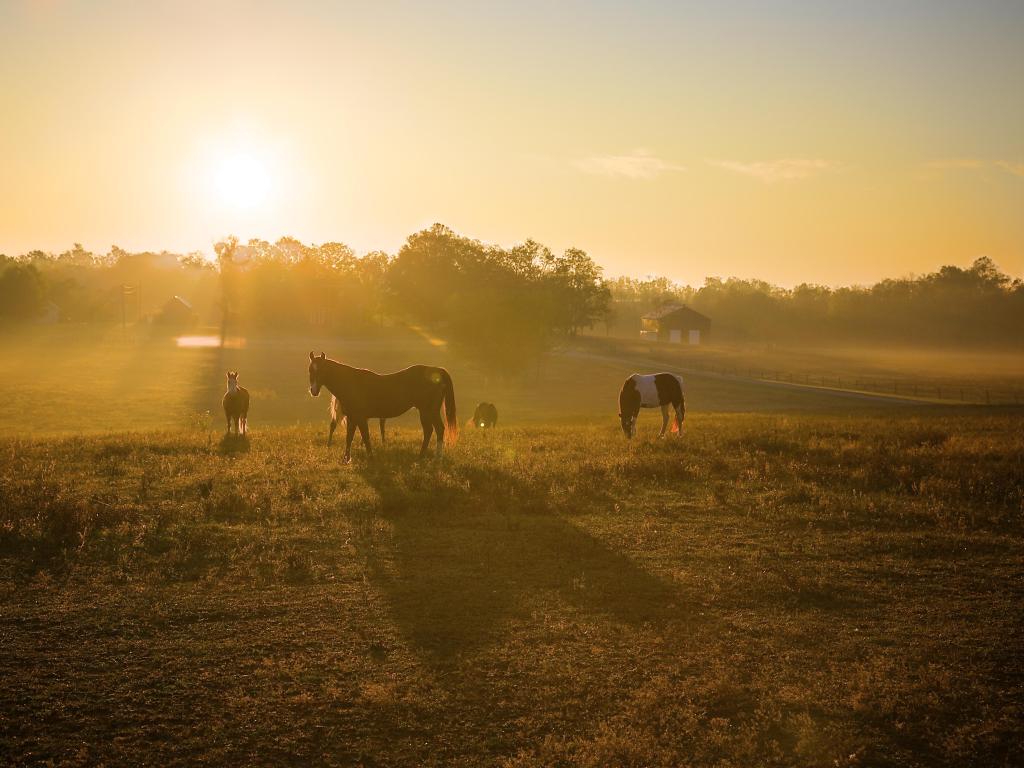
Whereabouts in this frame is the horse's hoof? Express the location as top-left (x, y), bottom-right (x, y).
top-left (342, 455), bottom-right (352, 465)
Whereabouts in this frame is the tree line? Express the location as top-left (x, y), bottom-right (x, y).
top-left (3, 227), bottom-right (1022, 365)
top-left (609, 256), bottom-right (1023, 346)
top-left (0, 225), bottom-right (613, 374)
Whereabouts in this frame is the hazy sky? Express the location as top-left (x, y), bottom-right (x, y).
top-left (1, 0), bottom-right (1022, 286)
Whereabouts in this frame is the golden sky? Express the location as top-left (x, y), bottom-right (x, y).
top-left (1, 0), bottom-right (1021, 286)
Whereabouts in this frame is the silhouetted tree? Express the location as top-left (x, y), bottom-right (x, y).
top-left (0, 263), bottom-right (47, 322)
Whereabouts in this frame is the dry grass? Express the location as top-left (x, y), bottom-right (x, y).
top-left (1, 413), bottom-right (1022, 766)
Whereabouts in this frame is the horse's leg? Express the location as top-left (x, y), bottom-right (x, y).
top-left (328, 415), bottom-right (338, 446)
top-left (357, 419), bottom-right (373, 458)
top-left (240, 415), bottom-right (247, 436)
top-left (343, 419), bottom-right (357, 464)
top-left (675, 399), bottom-right (685, 434)
top-left (379, 418), bottom-right (386, 446)
top-left (659, 404), bottom-right (670, 437)
top-left (432, 410), bottom-right (446, 458)
top-left (418, 410), bottom-right (434, 458)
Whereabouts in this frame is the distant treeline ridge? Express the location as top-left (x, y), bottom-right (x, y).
top-left (2, 225), bottom-right (1021, 359)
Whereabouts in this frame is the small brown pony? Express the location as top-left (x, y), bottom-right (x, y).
top-left (222, 371), bottom-right (250, 436)
top-left (308, 352), bottom-right (457, 462)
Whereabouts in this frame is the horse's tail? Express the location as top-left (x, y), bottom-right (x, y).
top-left (331, 395), bottom-right (346, 428)
top-left (440, 367), bottom-right (458, 445)
top-left (672, 375), bottom-right (685, 433)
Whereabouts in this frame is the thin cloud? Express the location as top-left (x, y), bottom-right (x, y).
top-left (923, 158), bottom-right (987, 171)
top-left (996, 161), bottom-right (1024, 177)
top-left (924, 158), bottom-right (1024, 177)
top-left (708, 158), bottom-right (835, 183)
top-left (576, 150), bottom-right (684, 180)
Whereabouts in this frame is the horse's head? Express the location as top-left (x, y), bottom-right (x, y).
top-left (308, 351), bottom-right (327, 396)
top-left (226, 371), bottom-right (239, 390)
top-left (618, 377), bottom-right (640, 439)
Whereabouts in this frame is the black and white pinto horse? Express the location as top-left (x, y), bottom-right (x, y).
top-left (618, 373), bottom-right (685, 439)
top-left (308, 352), bottom-right (457, 462)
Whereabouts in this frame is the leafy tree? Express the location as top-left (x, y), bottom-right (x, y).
top-left (0, 263), bottom-right (47, 322)
top-left (544, 247), bottom-right (612, 335)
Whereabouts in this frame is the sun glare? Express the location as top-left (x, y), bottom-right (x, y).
top-left (212, 150), bottom-right (272, 209)
top-left (190, 128), bottom-right (291, 221)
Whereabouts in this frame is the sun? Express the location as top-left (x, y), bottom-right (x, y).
top-left (187, 126), bottom-right (303, 230)
top-left (211, 149), bottom-right (272, 210)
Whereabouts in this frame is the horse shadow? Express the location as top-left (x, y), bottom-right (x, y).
top-left (218, 433), bottom-right (251, 454)
top-left (351, 450), bottom-right (686, 663)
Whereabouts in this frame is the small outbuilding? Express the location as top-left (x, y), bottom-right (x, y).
top-left (641, 304), bottom-right (711, 345)
top-left (155, 295), bottom-right (198, 327)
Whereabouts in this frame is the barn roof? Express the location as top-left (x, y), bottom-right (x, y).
top-left (642, 304), bottom-right (710, 322)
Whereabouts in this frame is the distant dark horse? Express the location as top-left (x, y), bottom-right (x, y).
top-left (473, 402), bottom-right (498, 429)
top-left (308, 352), bottom-right (457, 462)
top-left (618, 373), bottom-right (685, 439)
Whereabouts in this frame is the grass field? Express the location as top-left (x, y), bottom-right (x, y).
top-left (0, 325), bottom-right (1003, 437)
top-left (2, 412), bottom-right (1023, 766)
top-left (1, 327), bottom-right (1023, 765)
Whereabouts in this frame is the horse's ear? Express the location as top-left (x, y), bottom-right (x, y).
top-left (319, 352), bottom-right (326, 359)
top-left (309, 351), bottom-right (315, 361)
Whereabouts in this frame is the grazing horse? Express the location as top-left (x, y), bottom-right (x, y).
top-left (222, 371), bottom-right (250, 436)
top-left (308, 352), bottom-right (457, 462)
top-left (618, 373), bottom-right (684, 439)
top-left (473, 402), bottom-right (498, 428)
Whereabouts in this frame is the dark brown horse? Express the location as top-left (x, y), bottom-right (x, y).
top-left (473, 402), bottom-right (498, 428)
top-left (308, 352), bottom-right (457, 462)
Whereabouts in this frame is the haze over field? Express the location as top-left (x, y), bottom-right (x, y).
top-left (2, 0), bottom-right (1023, 286)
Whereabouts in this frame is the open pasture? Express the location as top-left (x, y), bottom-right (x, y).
top-left (2, 412), bottom-right (1022, 766)
top-left (0, 326), bottom-right (975, 438)
top-left (580, 334), bottom-right (1024, 405)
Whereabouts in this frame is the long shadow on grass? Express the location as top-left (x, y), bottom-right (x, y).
top-left (185, 340), bottom-right (228, 430)
top-left (353, 450), bottom-right (683, 662)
